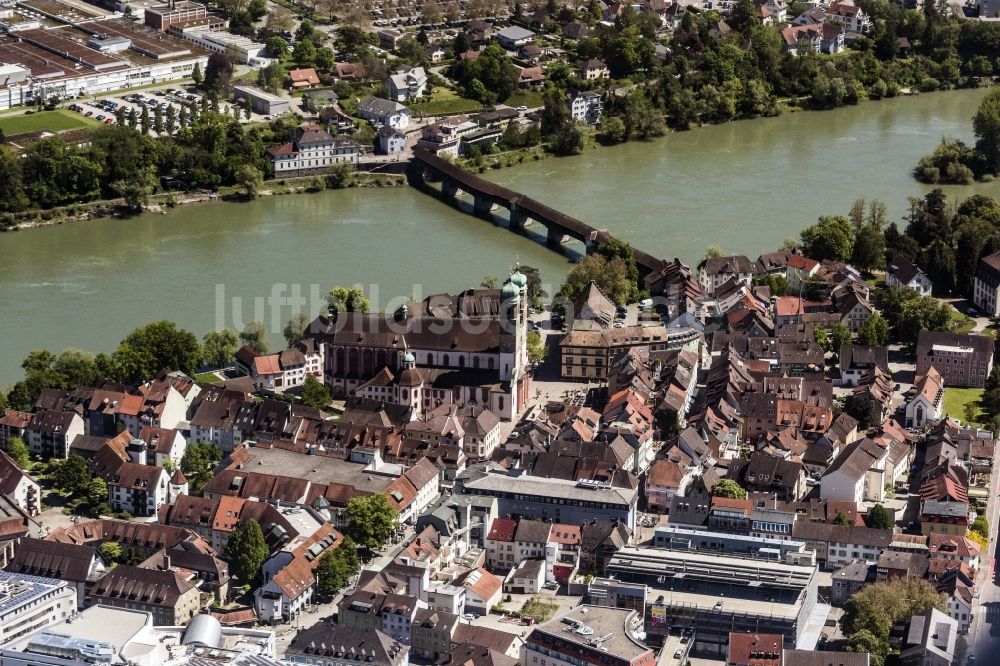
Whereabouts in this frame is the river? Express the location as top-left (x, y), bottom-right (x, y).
top-left (0, 88), bottom-right (996, 386)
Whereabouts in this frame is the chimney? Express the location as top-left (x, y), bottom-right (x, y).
top-left (164, 554), bottom-right (171, 570)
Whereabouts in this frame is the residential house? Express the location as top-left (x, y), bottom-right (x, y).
top-left (698, 255), bottom-right (755, 296)
top-left (267, 123), bottom-right (361, 177)
top-left (378, 125), bottom-right (407, 156)
top-left (886, 255), bottom-right (932, 296)
top-left (357, 97), bottom-right (411, 129)
top-left (117, 380), bottom-right (187, 436)
top-left (727, 632), bottom-right (783, 666)
top-left (95, 452), bottom-right (171, 517)
top-left (974, 250), bottom-right (1000, 316)
top-left (503, 558), bottom-right (544, 593)
top-left (288, 67), bottom-right (320, 89)
top-left (568, 90), bottom-right (602, 124)
top-left (256, 524), bottom-right (343, 623)
top-left (928, 532), bottom-right (980, 572)
top-left (935, 568), bottom-right (975, 633)
top-left (905, 368), bottom-right (944, 428)
top-left (920, 500), bottom-right (969, 536)
top-left (26, 410), bottom-right (84, 459)
top-left (644, 456), bottom-right (695, 513)
top-left (286, 622), bottom-right (410, 666)
top-left (730, 453), bottom-right (807, 501)
top-left (485, 518), bottom-right (516, 570)
top-left (5, 537), bottom-right (108, 606)
top-left (781, 23), bottom-right (845, 55)
top-left (495, 26), bottom-right (535, 49)
top-left (334, 62), bottom-right (367, 81)
top-left (830, 560), bottom-right (874, 606)
top-left (137, 426), bottom-right (186, 469)
top-left (827, 1), bottom-right (871, 36)
top-left (0, 450), bottom-right (40, 516)
top-left (839, 345), bottom-right (889, 388)
top-left (916, 330), bottom-right (994, 389)
top-left (900, 608), bottom-right (957, 666)
top-left (386, 66), bottom-right (427, 102)
top-left (90, 564), bottom-right (200, 625)
top-left (578, 58), bottom-right (609, 79)
top-left (455, 567), bottom-right (502, 615)
top-left (0, 410), bottom-right (31, 451)
top-left (516, 66), bottom-right (545, 88)
top-left (820, 439), bottom-right (886, 504)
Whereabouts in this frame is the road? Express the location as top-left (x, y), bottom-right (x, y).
top-left (968, 437), bottom-right (1000, 664)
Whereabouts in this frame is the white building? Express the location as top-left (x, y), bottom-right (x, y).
top-left (0, 450), bottom-right (40, 516)
top-left (900, 608), bottom-right (957, 666)
top-left (378, 126), bottom-right (407, 155)
top-left (820, 439), bottom-right (885, 504)
top-left (256, 525), bottom-right (341, 624)
top-left (904, 368), bottom-right (944, 428)
top-left (26, 410), bottom-right (84, 460)
top-left (171, 25), bottom-right (267, 65)
top-left (568, 90), bottom-right (602, 125)
top-left (386, 66), bottom-right (427, 102)
top-left (357, 96), bottom-right (411, 129)
top-left (886, 255), bottom-right (933, 296)
top-left (138, 426), bottom-right (187, 469)
top-left (0, 570), bottom-right (76, 645)
top-left (267, 123), bottom-right (361, 177)
top-left (974, 250), bottom-right (1000, 316)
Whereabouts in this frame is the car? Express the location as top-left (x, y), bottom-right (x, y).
top-left (85, 111), bottom-right (93, 116)
top-left (673, 651), bottom-right (683, 659)
top-left (516, 105), bottom-right (528, 111)
top-left (96, 114), bottom-right (105, 120)
top-left (967, 307), bottom-right (978, 315)
top-left (104, 118), bottom-right (114, 124)
top-left (463, 613), bottom-right (476, 620)
top-left (714, 601), bottom-right (723, 610)
top-left (613, 320), bottom-right (625, 328)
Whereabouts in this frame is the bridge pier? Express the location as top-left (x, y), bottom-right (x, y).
top-left (441, 178), bottom-right (459, 198)
top-left (547, 227), bottom-right (570, 246)
top-left (473, 194), bottom-right (494, 214)
top-left (510, 209), bottom-right (528, 230)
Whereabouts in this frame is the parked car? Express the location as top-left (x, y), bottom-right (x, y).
top-left (96, 114), bottom-right (105, 120)
top-left (674, 651), bottom-right (683, 659)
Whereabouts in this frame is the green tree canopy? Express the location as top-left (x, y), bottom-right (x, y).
top-left (345, 494), bottom-right (400, 550)
top-left (202, 329), bottom-right (238, 368)
top-left (316, 535), bottom-right (362, 595)
top-left (114, 321), bottom-right (201, 382)
top-left (6, 437), bottom-right (29, 468)
top-left (181, 441), bottom-right (222, 494)
top-left (239, 321), bottom-right (269, 355)
top-left (866, 503), bottom-right (893, 530)
top-left (711, 479), bottom-right (747, 499)
top-left (857, 313), bottom-right (890, 347)
top-left (224, 518), bottom-right (269, 584)
top-left (327, 286), bottom-right (371, 317)
top-left (557, 254), bottom-right (634, 307)
top-left (98, 541), bottom-right (123, 563)
top-left (800, 215), bottom-right (855, 262)
top-left (301, 374), bottom-right (331, 408)
top-left (974, 86), bottom-right (1000, 174)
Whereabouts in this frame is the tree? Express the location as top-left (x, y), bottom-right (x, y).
top-left (239, 321), bottom-right (269, 354)
top-left (316, 536), bottom-right (361, 594)
top-left (293, 38), bottom-right (317, 66)
top-left (974, 86), bottom-right (1000, 174)
top-left (98, 541), bottom-right (122, 563)
top-left (202, 329), bottom-right (238, 368)
top-left (224, 518), bottom-right (269, 584)
top-left (315, 47), bottom-right (336, 72)
top-left (265, 36), bottom-right (289, 59)
top-left (191, 62), bottom-right (204, 87)
top-left (87, 477), bottom-right (108, 508)
top-left (843, 577), bottom-right (944, 666)
top-left (326, 286), bottom-right (371, 317)
top-left (6, 437), bottom-right (29, 468)
top-left (833, 511), bottom-right (850, 526)
top-left (847, 629), bottom-right (889, 666)
top-left (204, 52), bottom-right (234, 100)
top-left (866, 503), bottom-right (893, 530)
top-left (557, 254), bottom-right (633, 306)
top-left (704, 245), bottom-right (725, 261)
top-left (857, 313), bottom-right (890, 346)
top-left (813, 326), bottom-right (829, 352)
top-left (526, 330), bottom-right (547, 364)
top-left (853, 223), bottom-right (887, 275)
top-left (711, 479), bottom-right (747, 499)
top-left (345, 494), bottom-right (399, 550)
top-left (301, 374), bottom-right (331, 408)
top-left (54, 454), bottom-right (91, 495)
top-left (481, 276), bottom-right (500, 289)
top-left (283, 313), bottom-right (310, 346)
top-left (520, 265), bottom-right (546, 308)
top-left (598, 116), bottom-right (626, 144)
top-left (112, 167), bottom-right (156, 212)
top-left (753, 274), bottom-right (790, 297)
top-left (800, 215), bottom-right (855, 261)
top-left (830, 323), bottom-right (852, 354)
top-left (236, 164), bottom-right (263, 199)
top-left (971, 515), bottom-right (990, 538)
top-left (181, 441), bottom-right (222, 494)
top-left (113, 321), bottom-right (201, 382)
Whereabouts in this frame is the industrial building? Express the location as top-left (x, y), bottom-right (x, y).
top-left (593, 548), bottom-right (822, 659)
top-left (233, 85), bottom-right (290, 115)
top-left (0, 0), bottom-right (210, 110)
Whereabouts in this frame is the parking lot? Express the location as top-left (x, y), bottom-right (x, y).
top-left (64, 84), bottom-right (248, 136)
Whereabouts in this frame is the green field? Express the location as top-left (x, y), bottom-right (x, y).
top-left (942, 387), bottom-right (984, 424)
top-left (0, 109), bottom-right (93, 136)
top-left (506, 89), bottom-right (545, 109)
top-left (410, 87), bottom-right (485, 117)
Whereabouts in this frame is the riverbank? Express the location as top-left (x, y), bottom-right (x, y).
top-left (0, 171), bottom-right (405, 232)
top-left (460, 85), bottom-right (989, 174)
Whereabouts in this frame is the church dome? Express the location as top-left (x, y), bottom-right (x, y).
top-left (501, 280), bottom-right (520, 301)
top-left (510, 270), bottom-right (527, 289)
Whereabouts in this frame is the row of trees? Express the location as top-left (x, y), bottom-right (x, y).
top-left (842, 577), bottom-right (945, 666)
top-left (0, 110), bottom-right (309, 214)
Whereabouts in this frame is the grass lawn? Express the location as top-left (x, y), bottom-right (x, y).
top-left (0, 109), bottom-right (93, 135)
top-left (506, 89), bottom-right (545, 109)
top-left (942, 387), bottom-right (984, 424)
top-left (410, 87), bottom-right (485, 117)
top-left (195, 371), bottom-right (224, 384)
top-left (948, 306), bottom-right (977, 334)
top-left (519, 598), bottom-right (559, 623)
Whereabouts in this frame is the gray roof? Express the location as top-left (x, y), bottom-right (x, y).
top-left (922, 500), bottom-right (968, 518)
top-left (496, 25), bottom-right (534, 41)
top-left (357, 96), bottom-right (408, 117)
top-left (460, 471), bottom-right (638, 506)
top-left (287, 622), bottom-right (408, 666)
top-left (514, 519), bottom-right (552, 544)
